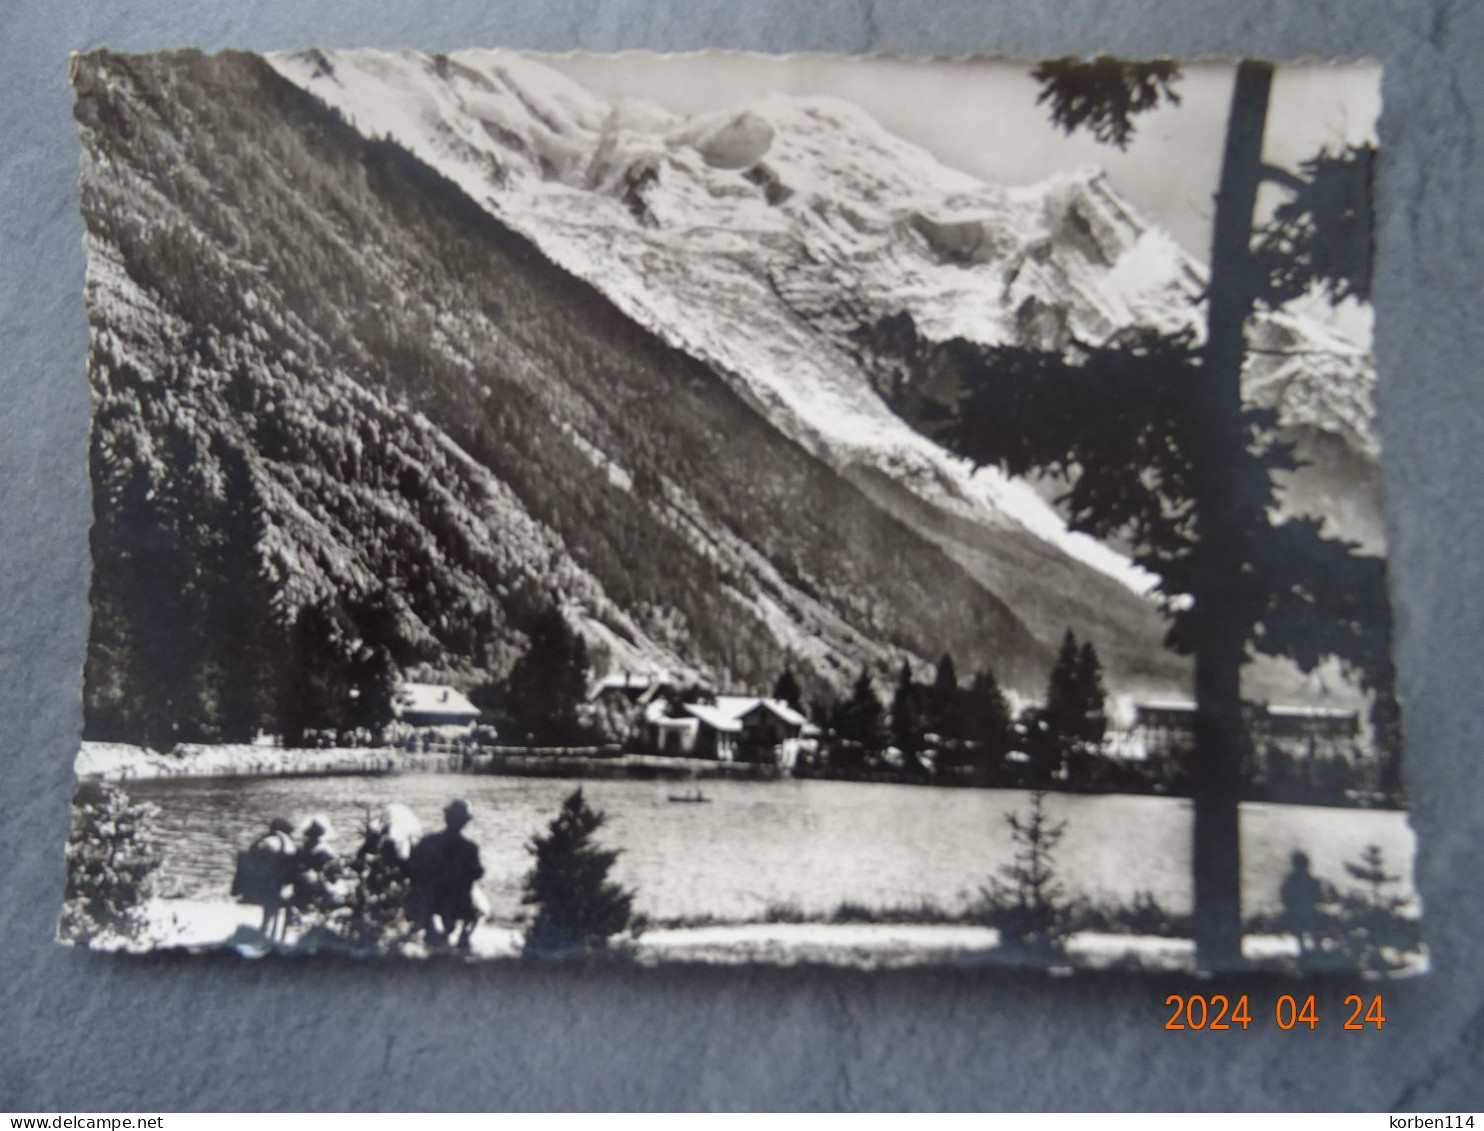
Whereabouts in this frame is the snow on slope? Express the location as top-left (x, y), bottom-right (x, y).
top-left (268, 48), bottom-right (1379, 596)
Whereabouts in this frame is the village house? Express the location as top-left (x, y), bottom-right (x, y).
top-left (392, 682), bottom-right (482, 736)
top-left (641, 695), bottom-right (808, 767)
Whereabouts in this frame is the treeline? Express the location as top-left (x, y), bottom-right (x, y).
top-left (798, 629), bottom-right (1124, 791)
top-left (792, 630), bottom-right (1396, 807)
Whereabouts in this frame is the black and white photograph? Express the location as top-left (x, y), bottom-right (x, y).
top-left (62, 46), bottom-right (1421, 975)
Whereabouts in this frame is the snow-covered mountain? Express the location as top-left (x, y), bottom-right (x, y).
top-left (270, 48), bottom-right (1382, 556)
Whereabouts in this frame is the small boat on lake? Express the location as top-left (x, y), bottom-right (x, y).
top-left (667, 789), bottom-right (711, 804)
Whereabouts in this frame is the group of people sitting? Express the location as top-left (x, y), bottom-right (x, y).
top-left (231, 799), bottom-right (487, 950)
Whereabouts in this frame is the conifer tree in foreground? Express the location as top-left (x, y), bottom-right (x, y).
top-left (982, 790), bottom-right (1071, 958)
top-left (59, 781), bottom-right (162, 945)
top-left (522, 788), bottom-right (635, 955)
top-left (1332, 844), bottom-right (1420, 975)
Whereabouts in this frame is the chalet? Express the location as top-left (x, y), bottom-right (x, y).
top-left (392, 682), bottom-right (482, 735)
top-left (641, 695), bottom-right (808, 767)
top-left (733, 698), bottom-right (808, 763)
top-left (671, 701), bottom-right (739, 760)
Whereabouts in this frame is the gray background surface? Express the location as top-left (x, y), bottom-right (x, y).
top-left (2, 0), bottom-right (1481, 1112)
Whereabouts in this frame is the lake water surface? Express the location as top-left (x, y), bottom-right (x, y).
top-left (130, 774), bottom-right (1418, 923)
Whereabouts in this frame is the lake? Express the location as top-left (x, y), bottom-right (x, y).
top-left (129, 774), bottom-right (1419, 923)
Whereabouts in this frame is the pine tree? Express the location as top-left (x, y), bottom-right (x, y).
top-left (506, 606), bottom-right (590, 745)
top-left (522, 788), bottom-right (636, 955)
top-left (928, 653), bottom-right (965, 741)
top-left (59, 781), bottom-right (162, 945)
top-left (833, 666), bottom-right (886, 769)
top-left (1332, 844), bottom-right (1420, 975)
top-left (1073, 641), bottom-right (1109, 745)
top-left (772, 666), bottom-right (803, 714)
top-left (1043, 631), bottom-right (1081, 727)
top-left (1035, 629), bottom-right (1083, 780)
top-left (964, 666), bottom-right (1015, 778)
top-left (1066, 640), bottom-right (1109, 784)
top-left (981, 791), bottom-right (1071, 958)
top-left (890, 661), bottom-right (924, 761)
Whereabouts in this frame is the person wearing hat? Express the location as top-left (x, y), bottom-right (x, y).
top-left (231, 816), bottom-right (298, 942)
top-left (407, 799), bottom-right (485, 951)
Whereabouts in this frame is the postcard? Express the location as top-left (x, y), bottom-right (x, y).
top-left (62, 47), bottom-right (1418, 974)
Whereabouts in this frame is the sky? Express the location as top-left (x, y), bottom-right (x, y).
top-left (541, 52), bottom-right (1381, 271)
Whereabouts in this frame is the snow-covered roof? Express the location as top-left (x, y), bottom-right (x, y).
top-left (736, 698), bottom-right (808, 727)
top-left (683, 696), bottom-right (806, 732)
top-left (393, 682), bottom-right (479, 719)
top-left (683, 703), bottom-right (743, 733)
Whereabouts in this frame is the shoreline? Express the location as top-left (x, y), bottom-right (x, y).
top-left (74, 741), bottom-right (786, 785)
top-left (74, 741), bottom-right (1409, 812)
top-left (78, 896), bottom-right (1428, 975)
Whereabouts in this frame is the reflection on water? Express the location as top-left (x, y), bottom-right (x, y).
top-left (129, 774), bottom-right (1418, 923)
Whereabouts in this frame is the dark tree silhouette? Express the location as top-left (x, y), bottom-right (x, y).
top-left (834, 666), bottom-right (886, 767)
top-left (200, 439), bottom-right (276, 743)
top-left (1042, 630), bottom-right (1082, 737)
top-left (907, 58), bottom-right (1388, 969)
top-left (344, 643), bottom-right (398, 740)
top-left (928, 653), bottom-right (965, 740)
top-left (1032, 629), bottom-right (1105, 783)
top-left (890, 661), bottom-right (924, 766)
top-left (278, 603), bottom-right (351, 747)
top-left (1070, 640), bottom-right (1109, 781)
top-left (964, 666), bottom-right (1016, 776)
top-left (981, 790), bottom-right (1071, 958)
top-left (522, 788), bottom-right (635, 955)
top-left (1332, 844), bottom-right (1419, 975)
top-left (1032, 57), bottom-right (1181, 149)
top-left (1076, 643), bottom-right (1108, 735)
top-left (505, 606), bottom-right (590, 745)
top-left (772, 666), bottom-right (804, 714)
